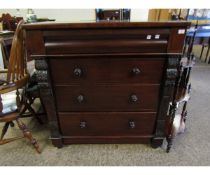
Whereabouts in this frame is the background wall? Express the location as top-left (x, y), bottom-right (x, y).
top-left (0, 9), bottom-right (96, 21)
top-left (130, 9), bottom-right (149, 21)
top-left (0, 9), bottom-right (149, 21)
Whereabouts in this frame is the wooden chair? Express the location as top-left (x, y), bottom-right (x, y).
top-left (0, 20), bottom-right (40, 153)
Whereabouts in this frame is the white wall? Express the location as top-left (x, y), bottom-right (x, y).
top-left (130, 9), bottom-right (149, 21)
top-left (0, 9), bottom-right (96, 22)
top-left (33, 9), bottom-right (96, 22)
top-left (0, 9), bottom-right (149, 22)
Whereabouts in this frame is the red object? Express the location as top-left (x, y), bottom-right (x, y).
top-left (0, 13), bottom-right (23, 31)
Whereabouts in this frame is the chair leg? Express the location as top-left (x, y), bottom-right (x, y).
top-left (9, 121), bottom-right (15, 127)
top-left (21, 95), bottom-right (44, 124)
top-left (199, 45), bottom-right (205, 60)
top-left (205, 45), bottom-right (210, 63)
top-left (27, 103), bottom-right (43, 124)
top-left (0, 122), bottom-right (23, 145)
top-left (16, 118), bottom-right (41, 153)
top-left (1, 122), bottom-right (10, 140)
top-left (0, 137), bottom-right (24, 145)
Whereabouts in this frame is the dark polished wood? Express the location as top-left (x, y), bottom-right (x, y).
top-left (22, 21), bottom-right (191, 29)
top-left (49, 56), bottom-right (164, 84)
top-left (59, 112), bottom-right (156, 136)
top-left (23, 21), bottom-right (190, 149)
top-left (54, 85), bottom-right (160, 112)
top-left (39, 88), bottom-right (63, 148)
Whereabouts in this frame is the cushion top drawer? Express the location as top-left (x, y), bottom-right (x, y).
top-left (54, 84), bottom-right (160, 112)
top-left (44, 29), bottom-right (169, 54)
top-left (49, 57), bottom-right (164, 85)
top-left (58, 112), bottom-right (156, 136)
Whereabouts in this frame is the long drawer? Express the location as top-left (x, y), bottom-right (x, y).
top-left (44, 28), bottom-right (169, 54)
top-left (58, 112), bottom-right (156, 136)
top-left (54, 84), bottom-right (160, 112)
top-left (49, 57), bottom-right (164, 85)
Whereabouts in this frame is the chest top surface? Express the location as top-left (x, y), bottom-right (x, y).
top-left (22, 21), bottom-right (190, 29)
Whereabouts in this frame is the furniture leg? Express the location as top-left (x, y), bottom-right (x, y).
top-left (40, 88), bottom-right (63, 148)
top-left (25, 102), bottom-right (43, 124)
top-left (0, 119), bottom-right (23, 145)
top-left (166, 135), bottom-right (173, 153)
top-left (9, 121), bottom-right (15, 127)
top-left (0, 136), bottom-right (24, 145)
top-left (16, 118), bottom-right (41, 153)
top-left (1, 122), bottom-right (10, 140)
top-left (166, 102), bottom-right (177, 153)
top-left (19, 93), bottom-right (44, 124)
top-left (26, 87), bottom-right (45, 124)
top-left (16, 89), bottom-right (21, 109)
top-left (200, 45), bottom-right (205, 60)
top-left (205, 45), bottom-right (210, 63)
top-left (183, 36), bottom-right (190, 55)
top-left (151, 137), bottom-right (164, 148)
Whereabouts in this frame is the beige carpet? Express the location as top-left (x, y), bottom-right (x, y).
top-left (0, 47), bottom-right (210, 166)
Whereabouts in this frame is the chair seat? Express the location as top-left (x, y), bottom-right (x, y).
top-left (0, 90), bottom-right (17, 116)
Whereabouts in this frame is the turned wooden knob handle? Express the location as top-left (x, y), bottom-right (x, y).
top-left (74, 68), bottom-right (82, 77)
top-left (80, 121), bottom-right (87, 128)
top-left (129, 120), bottom-right (136, 129)
top-left (130, 94), bottom-right (138, 102)
top-left (77, 94), bottom-right (85, 103)
top-left (131, 67), bottom-right (141, 75)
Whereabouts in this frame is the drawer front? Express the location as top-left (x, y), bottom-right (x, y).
top-left (49, 57), bottom-right (164, 85)
top-left (44, 29), bottom-right (169, 54)
top-left (58, 112), bottom-right (156, 136)
top-left (54, 85), bottom-right (160, 112)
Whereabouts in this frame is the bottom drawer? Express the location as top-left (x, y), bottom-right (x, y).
top-left (58, 112), bottom-right (156, 136)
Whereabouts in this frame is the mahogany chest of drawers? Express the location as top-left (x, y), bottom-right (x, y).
top-left (23, 21), bottom-right (190, 148)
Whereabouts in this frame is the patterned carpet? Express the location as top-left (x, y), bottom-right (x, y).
top-left (0, 47), bottom-right (210, 166)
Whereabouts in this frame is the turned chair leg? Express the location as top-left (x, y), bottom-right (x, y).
top-left (16, 118), bottom-right (41, 153)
